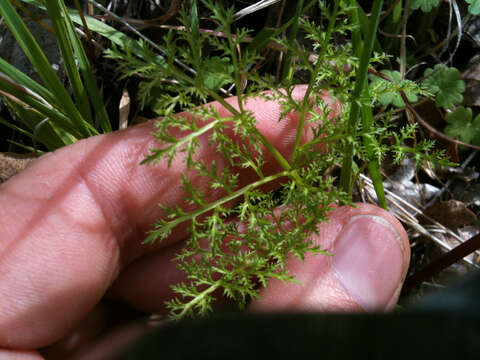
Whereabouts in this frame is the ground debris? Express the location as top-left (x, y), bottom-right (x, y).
top-left (424, 200), bottom-right (477, 227)
top-left (0, 152), bottom-right (39, 183)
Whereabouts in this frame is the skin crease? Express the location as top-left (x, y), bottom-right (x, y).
top-left (0, 86), bottom-right (409, 359)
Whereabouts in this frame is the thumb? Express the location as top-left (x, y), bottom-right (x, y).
top-left (249, 203), bottom-right (410, 312)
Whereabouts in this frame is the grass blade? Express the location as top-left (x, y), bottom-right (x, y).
top-left (0, 76), bottom-right (83, 140)
top-left (6, 99), bottom-right (75, 149)
top-left (0, 1), bottom-right (96, 137)
top-left (22, 0), bottom-right (168, 68)
top-left (0, 116), bottom-right (34, 138)
top-left (45, 0), bottom-right (92, 123)
top-left (0, 57), bottom-right (56, 106)
top-left (280, 0), bottom-right (304, 83)
top-left (58, 0), bottom-right (111, 132)
top-left (348, 0), bottom-right (387, 208)
top-left (339, 0), bottom-right (384, 196)
top-left (360, 87), bottom-right (387, 209)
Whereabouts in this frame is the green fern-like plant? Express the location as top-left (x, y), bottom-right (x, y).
top-left (106, 0), bottom-right (449, 319)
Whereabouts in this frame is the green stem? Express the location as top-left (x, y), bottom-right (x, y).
top-left (348, 3), bottom-right (386, 209)
top-left (348, 1), bottom-right (363, 54)
top-left (339, 0), bottom-right (384, 197)
top-left (223, 12), bottom-right (244, 112)
top-left (176, 281), bottom-right (221, 319)
top-left (298, 132), bottom-right (348, 151)
top-left (150, 170), bottom-right (292, 240)
top-left (170, 67), bottom-right (302, 185)
top-left (292, 1), bottom-right (340, 164)
top-left (361, 86), bottom-right (387, 209)
top-left (154, 117), bottom-right (224, 161)
top-left (206, 87), bottom-right (299, 182)
top-left (280, 0), bottom-right (304, 83)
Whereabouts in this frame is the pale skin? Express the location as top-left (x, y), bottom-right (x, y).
top-left (0, 87), bottom-right (410, 359)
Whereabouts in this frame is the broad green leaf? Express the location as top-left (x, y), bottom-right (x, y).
top-left (409, 0), bottom-right (439, 12)
top-left (465, 0), bottom-right (480, 15)
top-left (370, 70), bottom-right (419, 108)
top-left (444, 107), bottom-right (480, 146)
top-left (422, 65), bottom-right (465, 109)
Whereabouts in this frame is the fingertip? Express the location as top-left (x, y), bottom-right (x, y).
top-left (0, 349), bottom-right (44, 360)
top-left (249, 204), bottom-right (410, 313)
top-left (331, 212), bottom-right (408, 311)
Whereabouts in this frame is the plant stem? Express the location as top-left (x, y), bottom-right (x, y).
top-left (146, 170), bottom-right (292, 242)
top-left (176, 281), bottom-right (221, 319)
top-left (339, 0), bottom-right (384, 197)
top-left (222, 8), bottom-right (245, 112)
top-left (206, 87), bottom-right (299, 182)
top-left (403, 233), bottom-right (480, 294)
top-left (169, 66), bottom-right (304, 185)
top-left (361, 86), bottom-right (387, 209)
top-left (292, 1), bottom-right (340, 165)
top-left (347, 4), bottom-right (386, 210)
top-left (280, 0), bottom-right (304, 82)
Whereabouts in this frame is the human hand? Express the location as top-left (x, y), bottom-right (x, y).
top-left (0, 86), bottom-right (409, 359)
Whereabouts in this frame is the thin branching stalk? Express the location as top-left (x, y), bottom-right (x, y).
top-left (292, 1), bottom-right (340, 166)
top-left (144, 170), bottom-right (291, 243)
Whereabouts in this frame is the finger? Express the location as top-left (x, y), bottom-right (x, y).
top-left (0, 350), bottom-right (43, 360)
top-left (47, 203), bottom-right (409, 358)
top-left (107, 204), bottom-right (409, 314)
top-left (39, 302), bottom-right (150, 360)
top-left (0, 86), bottom-right (339, 349)
top-left (107, 240), bottom-right (195, 314)
top-left (48, 203), bottom-right (409, 358)
top-left (249, 203), bottom-right (410, 312)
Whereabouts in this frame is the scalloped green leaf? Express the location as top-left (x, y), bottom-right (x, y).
top-left (422, 65), bottom-right (465, 109)
top-left (409, 0), bottom-right (439, 12)
top-left (466, 0), bottom-right (480, 15)
top-left (444, 106), bottom-right (480, 145)
top-left (370, 70), bottom-right (419, 108)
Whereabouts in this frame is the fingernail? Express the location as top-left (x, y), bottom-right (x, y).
top-left (332, 215), bottom-right (406, 311)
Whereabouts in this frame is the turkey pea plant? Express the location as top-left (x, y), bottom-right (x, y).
top-left (106, 0), bottom-right (448, 319)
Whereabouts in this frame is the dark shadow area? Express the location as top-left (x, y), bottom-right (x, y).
top-left (113, 271), bottom-right (480, 359)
